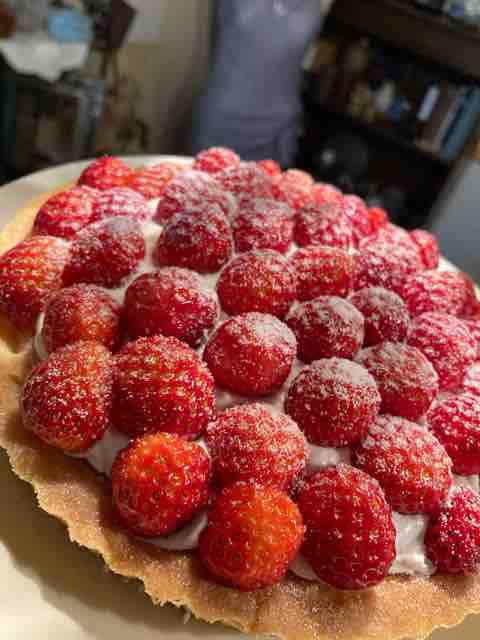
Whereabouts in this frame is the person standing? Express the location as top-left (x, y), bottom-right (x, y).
top-left (191, 0), bottom-right (334, 166)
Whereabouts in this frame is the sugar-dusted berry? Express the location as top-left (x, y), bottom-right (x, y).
top-left (0, 236), bottom-right (69, 331)
top-left (354, 240), bottom-right (423, 294)
top-left (22, 341), bottom-right (113, 453)
top-left (286, 296), bottom-right (364, 363)
top-left (258, 159), bottom-right (281, 177)
top-left (155, 207), bottom-right (233, 274)
top-left (111, 433), bottom-right (211, 538)
top-left (217, 162), bottom-right (274, 206)
top-left (297, 465), bottom-right (396, 590)
top-left (292, 245), bottom-right (353, 301)
top-left (205, 403), bottom-right (307, 491)
top-left (294, 201), bottom-right (353, 249)
top-left (425, 487), bottom-right (480, 575)
top-left (352, 415), bottom-right (452, 514)
top-left (42, 284), bottom-right (121, 354)
top-left (193, 146), bottom-right (241, 174)
top-left (199, 482), bottom-right (304, 591)
top-left (232, 198), bottom-right (293, 254)
top-left (78, 156), bottom-right (134, 190)
top-left (343, 194), bottom-right (372, 244)
top-left (408, 312), bottom-right (476, 391)
top-left (272, 169), bottom-right (315, 211)
top-left (401, 270), bottom-right (467, 317)
top-left (33, 186), bottom-right (98, 239)
top-left (410, 229), bottom-right (439, 269)
top-left (285, 358), bottom-right (380, 447)
top-left (350, 286), bottom-right (410, 346)
top-left (62, 217), bottom-right (145, 289)
top-left (217, 250), bottom-right (296, 319)
top-left (203, 313), bottom-right (296, 396)
top-left (113, 335), bottom-right (215, 439)
top-left (128, 162), bottom-right (183, 199)
top-left (90, 187), bottom-right (151, 223)
top-left (427, 393), bottom-right (480, 475)
top-left (357, 342), bottom-right (439, 421)
top-left (124, 268), bottom-right (218, 347)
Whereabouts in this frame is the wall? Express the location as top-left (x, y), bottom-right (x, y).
top-left (117, 0), bottom-right (214, 154)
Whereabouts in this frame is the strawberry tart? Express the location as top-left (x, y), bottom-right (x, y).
top-left (0, 148), bottom-right (479, 640)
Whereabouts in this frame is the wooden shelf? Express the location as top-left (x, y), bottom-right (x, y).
top-left (303, 97), bottom-right (453, 168)
top-left (331, 0), bottom-right (480, 81)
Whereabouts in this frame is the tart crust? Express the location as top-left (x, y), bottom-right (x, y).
top-left (0, 190), bottom-right (479, 640)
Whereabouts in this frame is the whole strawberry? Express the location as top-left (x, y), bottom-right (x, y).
top-left (425, 487), bottom-right (480, 575)
top-left (22, 341), bottom-right (113, 453)
top-left (129, 162), bottom-right (183, 199)
top-left (41, 284), bottom-right (122, 354)
top-left (0, 236), bottom-right (69, 331)
top-left (292, 245), bottom-right (354, 301)
top-left (78, 156), bottom-right (134, 190)
top-left (352, 416), bottom-right (452, 514)
top-left (33, 186), bottom-right (98, 239)
top-left (205, 403), bottom-right (307, 492)
top-left (113, 335), bottom-right (215, 439)
top-left (112, 433), bottom-right (211, 538)
top-left (199, 482), bottom-right (304, 591)
top-left (297, 465), bottom-right (396, 590)
top-left (193, 146), bottom-right (240, 174)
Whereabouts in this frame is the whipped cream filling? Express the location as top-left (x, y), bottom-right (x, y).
top-left (31, 170), bottom-right (480, 579)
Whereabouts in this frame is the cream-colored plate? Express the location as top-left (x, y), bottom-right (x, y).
top-left (0, 158), bottom-right (478, 640)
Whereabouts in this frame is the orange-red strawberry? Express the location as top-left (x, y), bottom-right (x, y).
top-left (63, 217), bottom-right (145, 289)
top-left (78, 156), bottom-right (134, 190)
top-left (272, 169), bottom-right (315, 211)
top-left (199, 482), bottom-right (304, 591)
top-left (217, 250), bottom-right (297, 319)
top-left (0, 236), bottom-right (69, 331)
top-left (203, 313), bottom-right (296, 396)
top-left (128, 162), bottom-right (184, 199)
top-left (425, 487), bottom-right (480, 576)
top-left (33, 186), bottom-right (98, 239)
top-left (21, 341), bottom-right (113, 453)
top-left (368, 206), bottom-right (390, 234)
top-left (352, 416), bottom-right (453, 515)
top-left (205, 404), bottom-right (307, 492)
top-left (297, 465), bottom-right (396, 590)
top-left (113, 335), bottom-right (215, 439)
top-left (193, 146), bottom-right (240, 174)
top-left (41, 284), bottom-right (121, 354)
top-left (111, 433), bottom-right (211, 538)
top-left (257, 159), bottom-right (281, 177)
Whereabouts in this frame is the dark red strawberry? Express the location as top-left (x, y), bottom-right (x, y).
top-left (21, 341), bottom-right (113, 453)
top-left (155, 170), bottom-right (234, 222)
top-left (41, 284), bottom-right (121, 354)
top-left (0, 236), bottom-right (69, 331)
top-left (205, 403), bottom-right (307, 492)
top-left (199, 482), bottom-right (304, 591)
top-left (285, 358), bottom-right (380, 447)
top-left (343, 194), bottom-right (372, 244)
top-left (425, 487), bottom-right (480, 575)
top-left (352, 415), bottom-right (452, 514)
top-left (232, 198), bottom-right (294, 254)
top-left (410, 229), bottom-right (439, 269)
top-left (427, 393), bottom-right (480, 475)
top-left (408, 312), bottom-right (476, 391)
top-left (203, 313), bottom-right (296, 396)
top-left (78, 156), bottom-right (134, 190)
top-left (349, 286), bottom-right (410, 346)
top-left (291, 245), bottom-right (354, 301)
top-left (286, 296), bottom-right (364, 363)
top-left (124, 268), bottom-right (218, 347)
top-left (193, 146), bottom-right (241, 174)
top-left (217, 250), bottom-right (296, 319)
top-left (33, 186), bottom-right (98, 238)
top-left (113, 335), bottom-right (215, 439)
top-left (294, 201), bottom-right (353, 249)
top-left (62, 217), bottom-right (145, 289)
top-left (357, 342), bottom-right (439, 421)
top-left (155, 207), bottom-right (233, 274)
top-left (297, 465), bottom-right (396, 590)
top-left (463, 318), bottom-right (480, 360)
top-left (111, 433), bottom-right (211, 538)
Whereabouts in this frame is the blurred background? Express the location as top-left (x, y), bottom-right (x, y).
top-left (0, 0), bottom-right (480, 275)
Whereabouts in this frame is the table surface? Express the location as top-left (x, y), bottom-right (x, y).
top-left (0, 159), bottom-right (478, 640)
